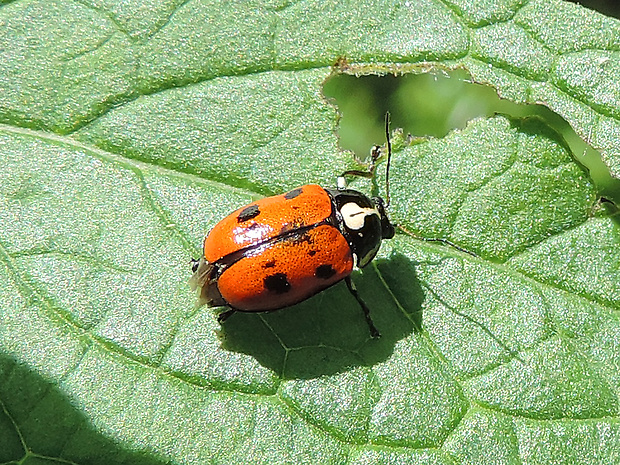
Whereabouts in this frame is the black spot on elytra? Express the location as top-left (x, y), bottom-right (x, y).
top-left (237, 205), bottom-right (260, 223)
top-left (264, 273), bottom-right (291, 294)
top-left (315, 264), bottom-right (336, 280)
top-left (284, 188), bottom-right (303, 200)
top-left (262, 260), bottom-right (276, 268)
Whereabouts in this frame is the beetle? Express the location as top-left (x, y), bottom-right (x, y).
top-left (190, 115), bottom-right (394, 338)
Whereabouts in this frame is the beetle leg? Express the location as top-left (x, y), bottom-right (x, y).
top-left (217, 309), bottom-right (236, 324)
top-left (396, 225), bottom-right (478, 257)
top-left (345, 276), bottom-right (381, 338)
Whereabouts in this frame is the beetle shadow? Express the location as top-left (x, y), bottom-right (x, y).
top-left (217, 253), bottom-right (425, 379)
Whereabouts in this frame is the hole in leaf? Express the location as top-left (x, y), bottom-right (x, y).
top-left (567, 0), bottom-right (620, 19)
top-left (324, 69), bottom-right (620, 203)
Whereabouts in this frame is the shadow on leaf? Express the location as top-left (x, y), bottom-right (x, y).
top-left (217, 253), bottom-right (424, 379)
top-left (0, 353), bottom-right (167, 465)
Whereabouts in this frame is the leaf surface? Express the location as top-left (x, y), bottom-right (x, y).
top-left (1, 1), bottom-right (619, 464)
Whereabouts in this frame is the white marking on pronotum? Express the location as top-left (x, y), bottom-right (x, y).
top-left (340, 202), bottom-right (379, 230)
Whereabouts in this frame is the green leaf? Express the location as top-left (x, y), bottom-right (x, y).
top-left (1, 1), bottom-right (619, 464)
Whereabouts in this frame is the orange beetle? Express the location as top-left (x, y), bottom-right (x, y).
top-left (191, 116), bottom-right (395, 337)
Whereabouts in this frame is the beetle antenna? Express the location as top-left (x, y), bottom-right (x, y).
top-left (384, 112), bottom-right (392, 208)
top-left (338, 111), bottom-right (393, 200)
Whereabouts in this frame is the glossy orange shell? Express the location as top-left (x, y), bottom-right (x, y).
top-left (217, 224), bottom-right (354, 311)
top-left (203, 184), bottom-right (332, 263)
top-left (201, 184), bottom-right (355, 311)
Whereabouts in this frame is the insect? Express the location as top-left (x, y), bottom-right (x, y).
top-left (190, 115), bottom-right (394, 338)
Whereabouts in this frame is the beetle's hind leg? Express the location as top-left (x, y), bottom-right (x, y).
top-left (217, 308), bottom-right (236, 324)
top-left (345, 276), bottom-right (381, 339)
